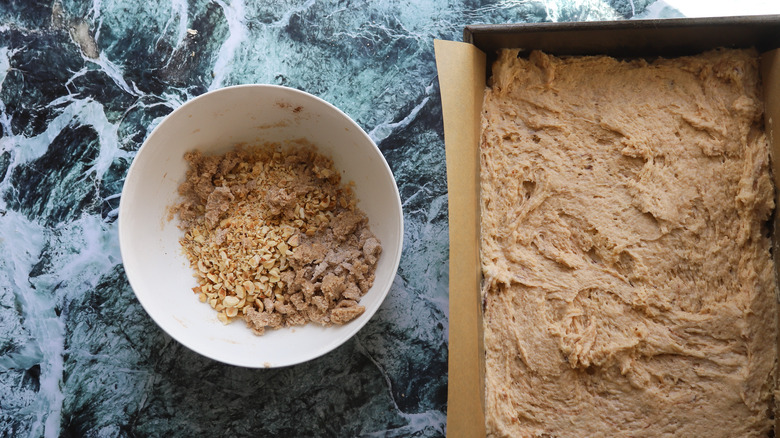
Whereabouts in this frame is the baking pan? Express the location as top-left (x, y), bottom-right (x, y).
top-left (435, 14), bottom-right (780, 438)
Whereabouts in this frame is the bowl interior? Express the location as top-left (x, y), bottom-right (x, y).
top-left (119, 85), bottom-right (403, 368)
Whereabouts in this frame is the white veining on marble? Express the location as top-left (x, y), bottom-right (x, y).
top-left (170, 0), bottom-right (190, 49)
top-left (38, 216), bottom-right (121, 438)
top-left (0, 212), bottom-right (123, 438)
top-left (0, 211), bottom-right (55, 438)
top-left (270, 0), bottom-right (316, 28)
top-left (399, 190), bottom-right (450, 320)
top-left (64, 1), bottom-right (143, 97)
top-left (0, 46), bottom-right (15, 136)
top-left (91, 53), bottom-right (143, 97)
top-left (88, 0), bottom-right (104, 51)
top-left (0, 47), bottom-right (131, 434)
top-left (12, 99), bottom-right (90, 164)
top-left (544, 0), bottom-right (621, 21)
top-left (209, 0), bottom-right (248, 91)
top-left (354, 335), bottom-right (447, 437)
top-left (369, 94), bottom-right (431, 144)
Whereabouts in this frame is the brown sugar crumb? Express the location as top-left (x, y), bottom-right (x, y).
top-left (172, 139), bottom-right (382, 335)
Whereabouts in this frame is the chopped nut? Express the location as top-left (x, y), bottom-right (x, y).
top-left (223, 295), bottom-right (240, 308)
top-left (173, 142), bottom-right (381, 336)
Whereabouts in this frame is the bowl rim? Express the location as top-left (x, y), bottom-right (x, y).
top-left (118, 84), bottom-right (404, 368)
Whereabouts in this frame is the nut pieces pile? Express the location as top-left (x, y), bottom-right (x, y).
top-left (173, 141), bottom-right (381, 335)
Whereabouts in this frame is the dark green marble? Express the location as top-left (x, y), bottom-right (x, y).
top-left (0, 0), bottom-right (686, 436)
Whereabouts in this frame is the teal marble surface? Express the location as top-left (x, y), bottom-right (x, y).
top-left (3, 1), bottom-right (775, 437)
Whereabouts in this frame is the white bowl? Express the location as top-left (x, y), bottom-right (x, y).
top-left (119, 85), bottom-right (403, 368)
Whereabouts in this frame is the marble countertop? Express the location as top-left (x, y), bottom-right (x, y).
top-left (2, 1), bottom-right (779, 437)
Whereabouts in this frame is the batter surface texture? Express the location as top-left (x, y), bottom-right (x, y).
top-left (480, 49), bottom-right (777, 437)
